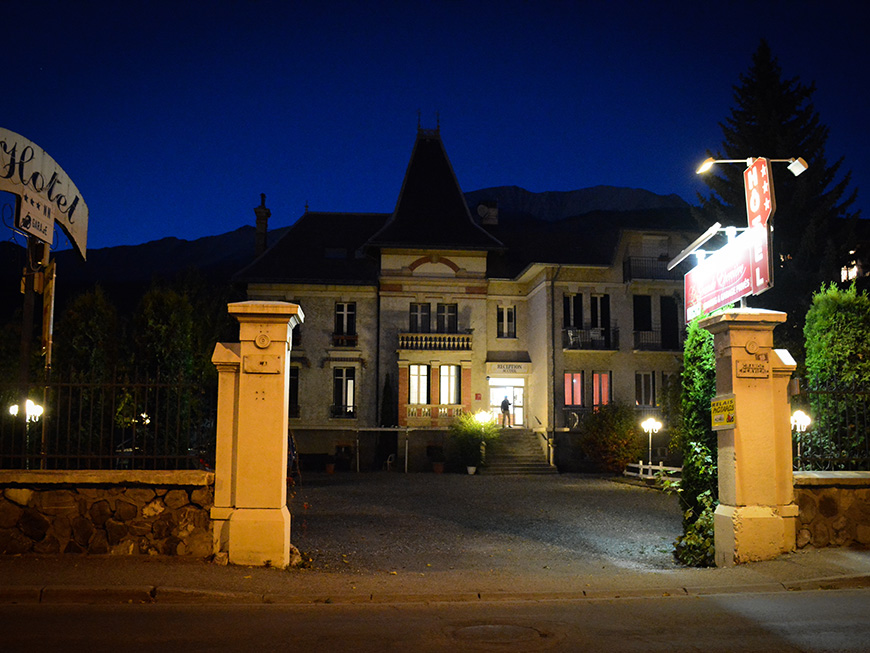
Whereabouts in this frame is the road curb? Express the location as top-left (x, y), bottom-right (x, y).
top-left (3, 575), bottom-right (870, 605)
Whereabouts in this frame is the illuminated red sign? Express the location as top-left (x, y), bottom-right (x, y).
top-left (685, 226), bottom-right (770, 321)
top-left (744, 157), bottom-right (775, 228)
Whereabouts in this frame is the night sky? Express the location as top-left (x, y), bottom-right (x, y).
top-left (2, 1), bottom-right (866, 254)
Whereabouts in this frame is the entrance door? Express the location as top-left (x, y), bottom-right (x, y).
top-left (488, 378), bottom-right (525, 427)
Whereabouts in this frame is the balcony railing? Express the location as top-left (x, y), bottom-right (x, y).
top-left (329, 404), bottom-right (356, 419)
top-left (406, 404), bottom-right (464, 420)
top-left (623, 256), bottom-right (686, 282)
top-left (633, 329), bottom-right (683, 351)
top-left (332, 333), bottom-right (358, 347)
top-left (399, 332), bottom-right (472, 351)
top-left (563, 326), bottom-right (619, 351)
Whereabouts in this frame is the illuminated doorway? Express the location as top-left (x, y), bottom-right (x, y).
top-left (488, 377), bottom-right (524, 427)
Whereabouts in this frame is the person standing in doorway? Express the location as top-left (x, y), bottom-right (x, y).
top-left (501, 396), bottom-right (511, 428)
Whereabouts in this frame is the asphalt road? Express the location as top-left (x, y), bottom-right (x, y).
top-left (288, 473), bottom-right (682, 576)
top-left (3, 588), bottom-right (869, 652)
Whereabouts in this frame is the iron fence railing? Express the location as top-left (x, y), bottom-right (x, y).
top-left (792, 382), bottom-right (870, 471)
top-left (0, 369), bottom-right (216, 471)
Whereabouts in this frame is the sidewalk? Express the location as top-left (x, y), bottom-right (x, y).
top-left (1, 546), bottom-right (869, 605)
top-left (2, 473), bottom-right (869, 605)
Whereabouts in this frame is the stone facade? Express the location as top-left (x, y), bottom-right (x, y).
top-left (794, 472), bottom-right (870, 549)
top-left (0, 470), bottom-right (214, 557)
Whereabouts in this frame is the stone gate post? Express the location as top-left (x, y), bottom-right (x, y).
top-left (210, 301), bottom-right (303, 567)
top-left (699, 309), bottom-right (798, 566)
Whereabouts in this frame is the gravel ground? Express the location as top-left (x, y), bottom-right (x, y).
top-left (288, 473), bottom-right (683, 576)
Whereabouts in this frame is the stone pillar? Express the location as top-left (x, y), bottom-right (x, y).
top-left (699, 309), bottom-right (798, 566)
top-left (210, 301), bottom-right (303, 567)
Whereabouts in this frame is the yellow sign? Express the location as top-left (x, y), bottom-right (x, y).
top-left (711, 394), bottom-right (736, 431)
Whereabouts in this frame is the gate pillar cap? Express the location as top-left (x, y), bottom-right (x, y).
top-left (699, 308), bottom-right (786, 333)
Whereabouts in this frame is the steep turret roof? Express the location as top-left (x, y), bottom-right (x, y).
top-left (365, 128), bottom-right (503, 251)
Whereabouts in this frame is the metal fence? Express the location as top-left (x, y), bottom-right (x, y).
top-left (792, 382), bottom-right (870, 471)
top-left (0, 370), bottom-right (216, 471)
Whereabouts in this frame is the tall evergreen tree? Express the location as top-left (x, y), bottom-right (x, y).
top-left (698, 40), bottom-right (859, 358)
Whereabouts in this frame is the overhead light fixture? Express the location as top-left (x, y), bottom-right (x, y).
top-left (787, 157), bottom-right (809, 176)
top-left (667, 221), bottom-right (721, 270)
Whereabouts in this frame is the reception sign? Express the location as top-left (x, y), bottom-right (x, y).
top-left (1, 127), bottom-right (89, 259)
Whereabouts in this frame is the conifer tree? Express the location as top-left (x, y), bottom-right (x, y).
top-left (698, 40), bottom-right (859, 355)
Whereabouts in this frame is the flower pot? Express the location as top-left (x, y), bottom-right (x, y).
top-left (325, 462), bottom-right (335, 474)
top-left (432, 461), bottom-right (445, 474)
top-left (466, 466), bottom-right (477, 475)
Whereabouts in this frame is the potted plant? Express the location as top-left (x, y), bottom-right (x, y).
top-left (324, 455), bottom-right (336, 474)
top-left (448, 411), bottom-right (500, 474)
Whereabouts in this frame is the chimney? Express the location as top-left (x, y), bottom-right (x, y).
top-left (254, 193), bottom-right (271, 257)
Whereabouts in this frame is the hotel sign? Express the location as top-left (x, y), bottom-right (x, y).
top-left (685, 226), bottom-right (770, 321)
top-left (1, 127), bottom-right (89, 259)
top-left (487, 362), bottom-right (530, 376)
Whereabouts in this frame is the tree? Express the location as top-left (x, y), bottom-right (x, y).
top-left (698, 40), bottom-right (859, 360)
top-left (53, 285), bottom-right (120, 380)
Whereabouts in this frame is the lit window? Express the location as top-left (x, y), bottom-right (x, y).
top-left (439, 365), bottom-right (460, 405)
top-left (564, 372), bottom-right (584, 406)
top-left (409, 364), bottom-right (429, 405)
top-left (592, 371), bottom-right (611, 406)
top-left (332, 367), bottom-right (355, 418)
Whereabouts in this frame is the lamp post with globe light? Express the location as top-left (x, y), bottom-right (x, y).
top-left (641, 417), bottom-right (662, 466)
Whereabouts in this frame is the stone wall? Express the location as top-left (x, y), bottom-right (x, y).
top-left (0, 470), bottom-right (214, 557)
top-left (794, 471), bottom-right (870, 549)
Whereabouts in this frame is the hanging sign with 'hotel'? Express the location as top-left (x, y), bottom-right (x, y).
top-left (1, 127), bottom-right (89, 259)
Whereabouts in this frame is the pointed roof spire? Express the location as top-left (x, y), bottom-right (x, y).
top-left (366, 127), bottom-right (502, 251)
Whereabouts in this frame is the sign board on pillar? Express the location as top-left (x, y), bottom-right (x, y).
top-left (711, 394), bottom-right (736, 431)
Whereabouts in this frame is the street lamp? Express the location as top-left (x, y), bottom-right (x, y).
top-left (641, 417), bottom-right (662, 466)
top-left (8, 399), bottom-right (43, 422)
top-left (696, 156), bottom-right (809, 177)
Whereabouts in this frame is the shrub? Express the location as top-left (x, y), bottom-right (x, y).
top-left (575, 403), bottom-right (643, 473)
top-left (448, 412), bottom-right (501, 467)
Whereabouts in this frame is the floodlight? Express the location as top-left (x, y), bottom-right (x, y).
top-left (787, 157), bottom-right (809, 176)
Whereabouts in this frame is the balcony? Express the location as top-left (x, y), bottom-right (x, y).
top-left (332, 333), bottom-right (358, 347)
top-left (563, 326), bottom-right (619, 351)
top-left (405, 404), bottom-right (464, 426)
top-left (399, 332), bottom-right (472, 351)
top-left (623, 257), bottom-right (686, 282)
top-left (633, 329), bottom-right (683, 351)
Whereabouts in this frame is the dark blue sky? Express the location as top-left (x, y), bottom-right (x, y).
top-left (3, 1), bottom-right (866, 253)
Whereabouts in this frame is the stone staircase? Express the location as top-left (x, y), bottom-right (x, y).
top-left (481, 428), bottom-right (558, 475)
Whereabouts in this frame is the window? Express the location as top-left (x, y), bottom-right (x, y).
top-left (563, 294), bottom-right (583, 328)
top-left (590, 294), bottom-right (609, 328)
top-left (409, 364), bottom-right (429, 405)
top-left (288, 367), bottom-right (300, 418)
top-left (497, 306), bottom-right (516, 338)
top-left (332, 367), bottom-right (355, 417)
top-left (633, 295), bottom-right (652, 332)
top-left (439, 365), bottom-right (460, 405)
top-left (564, 372), bottom-right (584, 406)
top-left (635, 372), bottom-right (655, 407)
top-left (660, 295), bottom-right (679, 350)
top-left (334, 302), bottom-right (357, 346)
top-left (436, 303), bottom-right (458, 333)
top-left (592, 371), bottom-right (611, 406)
top-left (409, 303), bottom-right (431, 333)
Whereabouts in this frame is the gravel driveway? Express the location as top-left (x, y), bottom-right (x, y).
top-left (288, 473), bottom-right (682, 576)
